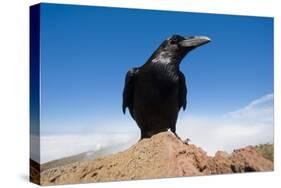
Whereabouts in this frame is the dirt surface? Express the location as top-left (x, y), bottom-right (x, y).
top-left (38, 131), bottom-right (273, 185)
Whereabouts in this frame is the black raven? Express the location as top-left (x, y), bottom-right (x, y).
top-left (122, 34), bottom-right (211, 139)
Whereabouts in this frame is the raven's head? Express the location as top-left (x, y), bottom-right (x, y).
top-left (150, 34), bottom-right (211, 65)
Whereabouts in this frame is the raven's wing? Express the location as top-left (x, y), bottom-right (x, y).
top-left (178, 71), bottom-right (187, 110)
top-left (122, 68), bottom-right (137, 119)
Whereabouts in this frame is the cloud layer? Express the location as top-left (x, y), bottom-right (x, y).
top-left (177, 93), bottom-right (274, 155)
top-left (38, 133), bottom-right (138, 163)
top-left (34, 93), bottom-right (274, 163)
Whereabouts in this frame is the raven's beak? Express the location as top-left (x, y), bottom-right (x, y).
top-left (179, 36), bottom-right (211, 48)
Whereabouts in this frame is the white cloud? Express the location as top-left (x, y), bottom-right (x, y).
top-left (39, 132), bottom-right (138, 163)
top-left (177, 93), bottom-right (274, 155)
top-left (177, 117), bottom-right (273, 155)
top-left (227, 93), bottom-right (273, 123)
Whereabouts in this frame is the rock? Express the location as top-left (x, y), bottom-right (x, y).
top-left (207, 151), bottom-right (233, 174)
top-left (229, 146), bottom-right (273, 172)
top-left (39, 131), bottom-right (273, 185)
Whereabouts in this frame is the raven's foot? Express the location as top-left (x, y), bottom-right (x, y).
top-left (172, 132), bottom-right (182, 140)
top-left (183, 138), bottom-right (191, 145)
top-left (172, 132), bottom-right (191, 145)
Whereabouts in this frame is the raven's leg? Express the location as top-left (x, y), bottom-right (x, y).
top-left (171, 126), bottom-right (176, 134)
top-left (171, 127), bottom-right (180, 138)
top-left (171, 127), bottom-right (181, 138)
top-left (140, 129), bottom-right (149, 140)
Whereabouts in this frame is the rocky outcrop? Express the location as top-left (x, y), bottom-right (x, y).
top-left (39, 131), bottom-right (273, 185)
top-left (208, 147), bottom-right (273, 174)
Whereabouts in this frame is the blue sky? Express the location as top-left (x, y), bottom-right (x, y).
top-left (35, 4), bottom-right (273, 162)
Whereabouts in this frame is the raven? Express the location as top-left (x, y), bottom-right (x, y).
top-left (122, 34), bottom-right (211, 139)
